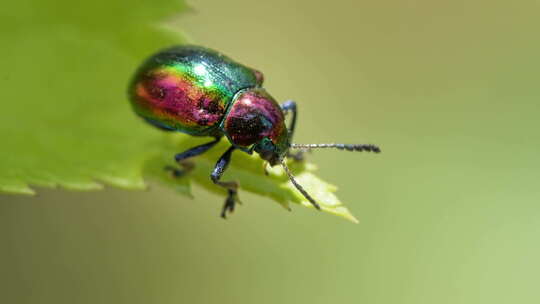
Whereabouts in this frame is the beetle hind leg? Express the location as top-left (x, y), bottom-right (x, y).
top-left (210, 146), bottom-right (241, 218)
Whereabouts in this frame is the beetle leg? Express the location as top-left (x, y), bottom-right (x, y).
top-left (281, 100), bottom-right (297, 140)
top-left (281, 100), bottom-right (306, 162)
top-left (175, 137), bottom-right (221, 162)
top-left (166, 137), bottom-right (221, 177)
top-left (164, 162), bottom-right (196, 178)
top-left (210, 146), bottom-right (240, 218)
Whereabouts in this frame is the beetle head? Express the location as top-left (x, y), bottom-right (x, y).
top-left (254, 137), bottom-right (288, 166)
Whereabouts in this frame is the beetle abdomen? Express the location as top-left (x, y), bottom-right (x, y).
top-left (129, 45), bottom-right (261, 135)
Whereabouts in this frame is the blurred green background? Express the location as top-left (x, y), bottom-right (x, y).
top-left (2, 0), bottom-right (539, 303)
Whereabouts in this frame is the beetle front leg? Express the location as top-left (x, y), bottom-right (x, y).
top-left (281, 100), bottom-right (297, 140)
top-left (210, 146), bottom-right (240, 218)
top-left (281, 100), bottom-right (307, 161)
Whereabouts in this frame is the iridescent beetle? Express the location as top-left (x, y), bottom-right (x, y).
top-left (128, 45), bottom-right (380, 218)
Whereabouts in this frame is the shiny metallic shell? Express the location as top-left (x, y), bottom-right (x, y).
top-left (129, 45), bottom-right (262, 135)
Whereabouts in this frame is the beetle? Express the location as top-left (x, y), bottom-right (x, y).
top-left (128, 45), bottom-right (380, 218)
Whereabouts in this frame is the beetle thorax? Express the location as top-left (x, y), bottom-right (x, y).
top-left (222, 88), bottom-right (289, 164)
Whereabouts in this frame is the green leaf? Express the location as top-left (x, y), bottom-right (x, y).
top-left (0, 0), bottom-right (357, 222)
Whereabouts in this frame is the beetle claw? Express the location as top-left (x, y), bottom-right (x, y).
top-left (164, 165), bottom-right (185, 178)
top-left (164, 160), bottom-right (195, 179)
top-left (221, 189), bottom-right (239, 219)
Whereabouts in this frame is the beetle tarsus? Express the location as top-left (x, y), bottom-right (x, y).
top-left (221, 189), bottom-right (237, 218)
top-left (211, 146), bottom-right (241, 218)
top-left (164, 165), bottom-right (185, 177)
top-left (164, 161), bottom-right (196, 178)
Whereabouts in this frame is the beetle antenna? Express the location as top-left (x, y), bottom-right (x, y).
top-left (281, 160), bottom-right (321, 210)
top-left (290, 143), bottom-right (381, 153)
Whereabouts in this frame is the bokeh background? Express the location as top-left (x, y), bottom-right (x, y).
top-left (2, 0), bottom-right (539, 303)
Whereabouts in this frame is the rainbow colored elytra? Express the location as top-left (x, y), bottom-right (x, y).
top-left (129, 45), bottom-right (288, 158)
